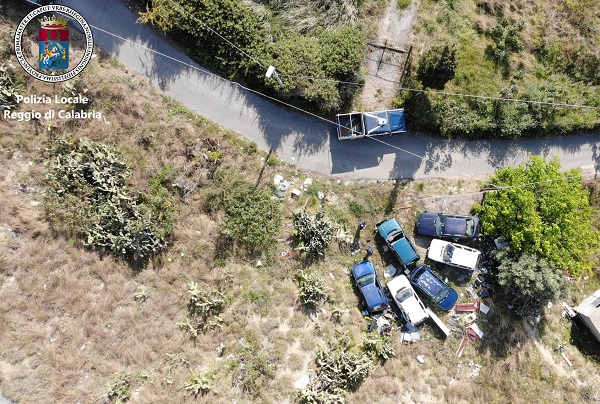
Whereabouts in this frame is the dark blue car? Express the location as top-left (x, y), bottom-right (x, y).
top-left (416, 212), bottom-right (480, 240)
top-left (352, 260), bottom-right (389, 313)
top-left (408, 264), bottom-right (458, 311)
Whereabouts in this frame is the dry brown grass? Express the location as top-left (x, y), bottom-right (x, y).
top-left (2, 3), bottom-right (600, 403)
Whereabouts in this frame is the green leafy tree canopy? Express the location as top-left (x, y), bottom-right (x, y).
top-left (416, 45), bottom-right (457, 90)
top-left (474, 155), bottom-right (599, 276)
top-left (496, 251), bottom-right (567, 317)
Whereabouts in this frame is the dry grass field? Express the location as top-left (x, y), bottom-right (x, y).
top-left (1, 3), bottom-right (600, 404)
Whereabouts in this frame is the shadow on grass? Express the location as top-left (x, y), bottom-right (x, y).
top-left (570, 317), bottom-right (600, 363)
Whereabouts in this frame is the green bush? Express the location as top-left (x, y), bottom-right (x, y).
top-left (296, 270), bottom-right (329, 307)
top-left (44, 139), bottom-right (173, 267)
top-left (417, 45), bottom-right (457, 89)
top-left (496, 251), bottom-right (567, 317)
top-left (220, 181), bottom-right (281, 258)
top-left (0, 62), bottom-right (21, 110)
top-left (293, 208), bottom-right (334, 258)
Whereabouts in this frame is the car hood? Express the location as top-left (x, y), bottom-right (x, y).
top-left (445, 217), bottom-right (467, 237)
top-left (352, 261), bottom-right (373, 279)
top-left (401, 296), bottom-right (429, 325)
top-left (391, 237), bottom-right (420, 266)
top-left (427, 239), bottom-right (447, 262)
top-left (437, 288), bottom-right (459, 311)
top-left (417, 213), bottom-right (437, 236)
top-left (362, 283), bottom-right (387, 311)
top-left (377, 218), bottom-right (401, 239)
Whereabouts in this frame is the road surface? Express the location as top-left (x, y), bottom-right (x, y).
top-left (49, 0), bottom-right (600, 180)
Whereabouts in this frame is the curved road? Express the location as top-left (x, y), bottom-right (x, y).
top-left (53, 0), bottom-right (600, 180)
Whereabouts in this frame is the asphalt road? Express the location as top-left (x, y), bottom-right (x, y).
top-left (53, 0), bottom-right (600, 180)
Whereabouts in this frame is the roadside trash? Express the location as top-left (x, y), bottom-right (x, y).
top-left (302, 178), bottom-right (312, 189)
top-left (465, 287), bottom-right (478, 299)
top-left (467, 323), bottom-right (484, 339)
top-left (377, 316), bottom-right (390, 334)
top-left (456, 337), bottom-right (468, 357)
top-left (329, 272), bottom-right (335, 279)
top-left (494, 237), bottom-right (509, 249)
top-left (562, 302), bottom-right (576, 318)
top-left (557, 345), bottom-right (573, 367)
top-left (416, 355), bottom-right (425, 364)
top-left (358, 221), bottom-right (367, 230)
top-left (317, 191), bottom-right (325, 200)
top-left (478, 301), bottom-right (491, 314)
top-left (273, 174), bottom-right (283, 185)
top-left (275, 181), bottom-right (290, 200)
top-left (456, 302), bottom-right (476, 313)
top-left (426, 307), bottom-right (451, 337)
top-left (256, 260), bottom-right (262, 267)
top-left (291, 188), bottom-right (302, 198)
top-left (280, 251), bottom-right (291, 257)
top-left (366, 246), bottom-right (374, 256)
top-left (383, 245), bottom-right (389, 252)
top-left (465, 313), bottom-right (477, 323)
top-left (384, 265), bottom-right (397, 278)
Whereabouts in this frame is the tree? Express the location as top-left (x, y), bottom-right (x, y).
top-left (416, 45), bottom-right (457, 89)
top-left (496, 251), bottom-right (566, 317)
top-left (473, 155), bottom-right (599, 276)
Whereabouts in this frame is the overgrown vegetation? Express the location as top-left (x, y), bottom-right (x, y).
top-left (474, 155), bottom-right (599, 276)
top-left (217, 180), bottom-right (281, 259)
top-left (44, 138), bottom-right (175, 268)
top-left (399, 0), bottom-right (600, 138)
top-left (139, 0), bottom-right (366, 112)
top-left (296, 270), bottom-right (330, 307)
top-left (496, 251), bottom-right (567, 317)
top-left (0, 62), bottom-right (20, 110)
top-left (299, 334), bottom-right (373, 402)
top-left (293, 207), bottom-right (334, 258)
top-left (177, 281), bottom-right (225, 337)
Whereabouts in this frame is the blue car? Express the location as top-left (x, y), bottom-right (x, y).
top-left (416, 213), bottom-right (480, 240)
top-left (377, 218), bottom-right (420, 269)
top-left (408, 265), bottom-right (458, 311)
top-left (352, 260), bottom-right (389, 313)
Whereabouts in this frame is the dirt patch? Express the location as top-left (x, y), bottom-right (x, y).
top-left (357, 0), bottom-right (419, 111)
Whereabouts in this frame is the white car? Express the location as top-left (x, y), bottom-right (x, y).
top-left (387, 275), bottom-right (429, 326)
top-left (427, 239), bottom-right (481, 271)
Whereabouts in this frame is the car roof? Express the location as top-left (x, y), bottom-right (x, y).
top-left (377, 218), bottom-right (402, 239)
top-left (443, 216), bottom-right (468, 236)
top-left (352, 260), bottom-right (374, 279)
top-left (388, 275), bottom-right (429, 324)
top-left (428, 239), bottom-right (480, 269)
top-left (391, 237), bottom-right (420, 265)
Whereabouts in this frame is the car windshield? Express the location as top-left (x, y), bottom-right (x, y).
top-left (435, 215), bottom-right (444, 234)
top-left (443, 244), bottom-right (454, 262)
top-left (465, 218), bottom-right (475, 236)
top-left (357, 273), bottom-right (375, 288)
top-left (433, 287), bottom-right (451, 303)
top-left (395, 288), bottom-right (413, 303)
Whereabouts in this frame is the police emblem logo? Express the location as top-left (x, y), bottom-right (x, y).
top-left (38, 15), bottom-right (69, 70)
top-left (14, 5), bottom-right (93, 82)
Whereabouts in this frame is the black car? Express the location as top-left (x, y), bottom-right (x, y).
top-left (416, 212), bottom-right (480, 240)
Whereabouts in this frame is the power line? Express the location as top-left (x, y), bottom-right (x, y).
top-left (5, 7), bottom-right (598, 185)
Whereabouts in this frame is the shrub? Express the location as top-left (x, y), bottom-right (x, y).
top-left (44, 139), bottom-right (172, 267)
top-left (362, 333), bottom-right (395, 360)
top-left (296, 270), bottom-right (329, 307)
top-left (178, 281), bottom-right (225, 336)
top-left (184, 369), bottom-right (212, 396)
top-left (416, 45), bottom-right (457, 89)
top-left (230, 338), bottom-right (278, 397)
top-left (106, 372), bottom-right (131, 403)
top-left (293, 208), bottom-right (334, 258)
top-left (496, 251), bottom-right (567, 317)
top-left (0, 62), bottom-right (21, 110)
top-left (299, 334), bottom-right (373, 401)
top-left (219, 181), bottom-right (281, 258)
